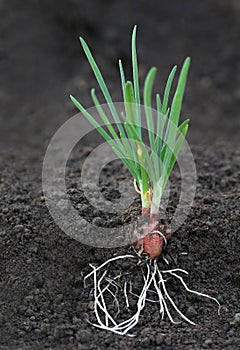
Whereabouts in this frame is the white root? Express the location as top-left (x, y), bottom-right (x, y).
top-left (124, 281), bottom-right (129, 308)
top-left (169, 272), bottom-right (221, 315)
top-left (84, 254), bottom-right (221, 336)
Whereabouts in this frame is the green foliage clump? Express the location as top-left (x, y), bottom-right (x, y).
top-left (70, 26), bottom-right (190, 213)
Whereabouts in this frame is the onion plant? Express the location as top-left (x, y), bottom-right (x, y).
top-left (70, 26), bottom-right (220, 335)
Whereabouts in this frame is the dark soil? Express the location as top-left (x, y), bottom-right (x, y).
top-left (0, 0), bottom-right (240, 349)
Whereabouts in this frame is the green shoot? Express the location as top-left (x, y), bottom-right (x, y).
top-left (70, 25), bottom-right (190, 218)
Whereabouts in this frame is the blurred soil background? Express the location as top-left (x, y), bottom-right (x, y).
top-left (0, 0), bottom-right (239, 349)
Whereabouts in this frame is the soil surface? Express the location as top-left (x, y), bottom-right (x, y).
top-left (0, 0), bottom-right (240, 349)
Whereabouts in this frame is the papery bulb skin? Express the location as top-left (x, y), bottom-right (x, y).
top-left (133, 217), bottom-right (171, 259)
top-left (141, 233), bottom-right (164, 258)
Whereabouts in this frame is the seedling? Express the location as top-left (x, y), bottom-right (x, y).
top-left (70, 26), bottom-right (220, 335)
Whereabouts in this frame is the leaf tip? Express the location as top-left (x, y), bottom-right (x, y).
top-left (79, 36), bottom-right (87, 48)
top-left (152, 66), bottom-right (157, 74)
top-left (184, 56), bottom-right (191, 67)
